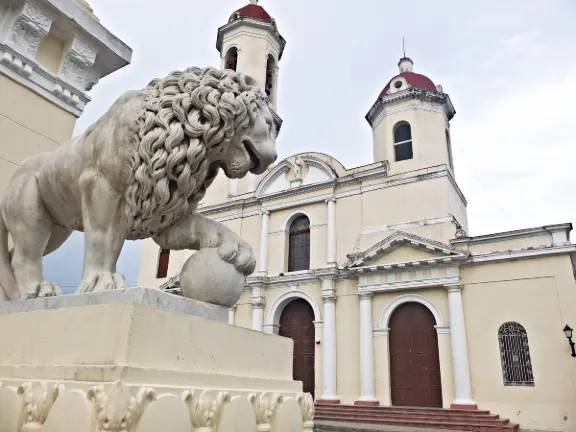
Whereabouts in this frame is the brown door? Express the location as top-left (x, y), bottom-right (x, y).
top-left (389, 302), bottom-right (442, 407)
top-left (279, 299), bottom-right (315, 398)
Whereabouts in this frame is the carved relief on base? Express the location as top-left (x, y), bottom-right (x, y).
top-left (0, 380), bottom-right (314, 432)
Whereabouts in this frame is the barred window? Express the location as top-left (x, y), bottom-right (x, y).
top-left (498, 322), bottom-right (534, 386)
top-left (394, 122), bottom-right (413, 161)
top-left (288, 216), bottom-right (310, 272)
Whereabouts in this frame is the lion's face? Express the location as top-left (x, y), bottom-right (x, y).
top-left (218, 104), bottom-right (278, 178)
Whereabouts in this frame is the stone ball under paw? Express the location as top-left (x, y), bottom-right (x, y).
top-left (180, 248), bottom-right (245, 307)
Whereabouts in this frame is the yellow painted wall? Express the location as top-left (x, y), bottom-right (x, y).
top-left (36, 33), bottom-right (64, 74)
top-left (0, 74), bottom-right (76, 200)
top-left (461, 255), bottom-right (576, 431)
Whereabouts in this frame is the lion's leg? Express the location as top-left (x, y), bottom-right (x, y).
top-left (5, 179), bottom-right (63, 299)
top-left (77, 170), bottom-right (128, 293)
top-left (154, 214), bottom-right (256, 276)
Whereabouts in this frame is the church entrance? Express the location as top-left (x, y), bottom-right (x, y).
top-left (389, 302), bottom-right (442, 407)
top-left (279, 299), bottom-right (315, 398)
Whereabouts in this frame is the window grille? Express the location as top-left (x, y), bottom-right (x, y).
top-left (288, 216), bottom-right (310, 272)
top-left (394, 122), bottom-right (413, 161)
top-left (498, 322), bottom-right (534, 386)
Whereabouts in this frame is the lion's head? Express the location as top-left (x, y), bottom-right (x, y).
top-left (126, 67), bottom-right (279, 237)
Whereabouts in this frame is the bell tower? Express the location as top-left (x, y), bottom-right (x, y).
top-left (216, 0), bottom-right (286, 111)
top-left (365, 58), bottom-right (456, 176)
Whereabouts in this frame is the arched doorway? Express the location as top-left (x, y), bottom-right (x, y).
top-left (389, 302), bottom-right (442, 407)
top-left (279, 299), bottom-right (315, 398)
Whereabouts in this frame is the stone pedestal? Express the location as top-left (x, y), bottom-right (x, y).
top-left (0, 288), bottom-right (314, 432)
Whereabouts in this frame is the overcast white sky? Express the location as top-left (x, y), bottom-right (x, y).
top-left (44, 0), bottom-right (576, 291)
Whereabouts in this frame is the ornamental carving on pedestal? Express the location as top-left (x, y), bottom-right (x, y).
top-left (297, 393), bottom-right (315, 432)
top-left (7, 2), bottom-right (52, 60)
top-left (249, 392), bottom-right (283, 430)
top-left (19, 382), bottom-right (65, 432)
top-left (59, 37), bottom-right (98, 91)
top-left (87, 381), bottom-right (156, 431)
top-left (182, 389), bottom-right (231, 431)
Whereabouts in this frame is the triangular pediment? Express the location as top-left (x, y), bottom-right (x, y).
top-left (346, 231), bottom-right (468, 269)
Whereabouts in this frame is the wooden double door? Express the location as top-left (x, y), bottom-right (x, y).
top-left (389, 302), bottom-right (442, 408)
top-left (279, 299), bottom-right (315, 398)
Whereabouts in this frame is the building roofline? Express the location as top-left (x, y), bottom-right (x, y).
top-left (451, 223), bottom-right (573, 245)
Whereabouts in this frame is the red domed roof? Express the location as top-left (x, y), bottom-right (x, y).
top-left (380, 71), bottom-right (436, 97)
top-left (231, 4), bottom-right (273, 22)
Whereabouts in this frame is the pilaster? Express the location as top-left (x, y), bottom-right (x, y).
top-left (317, 276), bottom-right (339, 404)
top-left (251, 284), bottom-right (266, 331)
top-left (445, 284), bottom-right (476, 409)
top-left (258, 211), bottom-right (270, 275)
top-left (356, 291), bottom-right (378, 406)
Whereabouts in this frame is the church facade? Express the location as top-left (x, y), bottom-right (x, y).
top-left (137, 3), bottom-right (576, 431)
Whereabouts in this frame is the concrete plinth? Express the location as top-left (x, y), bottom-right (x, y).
top-left (0, 288), bottom-right (314, 432)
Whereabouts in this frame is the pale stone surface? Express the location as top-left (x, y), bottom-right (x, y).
top-left (219, 396), bottom-right (257, 432)
top-left (43, 390), bottom-right (93, 432)
top-left (180, 249), bottom-right (245, 307)
top-left (137, 394), bottom-right (191, 432)
top-left (0, 66), bottom-right (278, 302)
top-left (0, 287), bottom-right (228, 322)
top-left (0, 386), bottom-right (23, 432)
top-left (0, 302), bottom-right (311, 431)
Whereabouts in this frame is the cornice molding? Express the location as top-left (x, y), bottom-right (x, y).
top-left (216, 19), bottom-right (286, 59)
top-left (451, 223), bottom-right (573, 246)
top-left (366, 88), bottom-right (456, 128)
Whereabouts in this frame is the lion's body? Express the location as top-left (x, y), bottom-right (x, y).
top-left (0, 67), bottom-right (278, 301)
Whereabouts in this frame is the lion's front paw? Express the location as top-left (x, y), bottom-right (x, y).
top-left (78, 272), bottom-right (127, 293)
top-left (23, 281), bottom-right (63, 299)
top-left (217, 237), bottom-right (256, 276)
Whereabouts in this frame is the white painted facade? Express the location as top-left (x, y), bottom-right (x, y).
top-left (138, 4), bottom-right (576, 431)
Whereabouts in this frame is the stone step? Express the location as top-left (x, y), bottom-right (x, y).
top-left (316, 405), bottom-right (493, 417)
top-left (313, 416), bottom-right (519, 432)
top-left (315, 411), bottom-right (506, 425)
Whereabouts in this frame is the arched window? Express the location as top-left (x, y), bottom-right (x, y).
top-left (394, 122), bottom-right (413, 161)
top-left (288, 216), bottom-right (310, 272)
top-left (156, 248), bottom-right (170, 278)
top-left (498, 322), bottom-right (534, 386)
top-left (265, 55), bottom-right (277, 103)
top-left (445, 129), bottom-right (454, 170)
top-left (224, 47), bottom-right (238, 71)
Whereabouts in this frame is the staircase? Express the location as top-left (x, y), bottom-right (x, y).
top-left (314, 404), bottom-right (519, 432)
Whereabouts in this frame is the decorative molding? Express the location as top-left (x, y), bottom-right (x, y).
top-left (435, 325), bottom-right (451, 334)
top-left (0, 379), bottom-right (313, 431)
top-left (379, 294), bottom-right (445, 328)
top-left (366, 87), bottom-right (456, 128)
top-left (451, 223), bottom-right (573, 246)
top-left (297, 392), bottom-right (315, 431)
top-left (372, 327), bottom-right (390, 337)
top-left (58, 36), bottom-right (98, 91)
top-left (358, 276), bottom-right (462, 293)
top-left (267, 290), bottom-right (322, 326)
top-left (371, 100), bottom-right (448, 130)
top-left (182, 389), bottom-right (231, 431)
top-left (464, 244), bottom-right (576, 265)
top-left (87, 382), bottom-right (156, 431)
top-left (281, 209), bottom-right (314, 231)
top-left (19, 381), bottom-right (64, 428)
top-left (249, 392), bottom-right (283, 429)
top-left (7, 1), bottom-right (53, 60)
top-left (346, 230), bottom-right (468, 269)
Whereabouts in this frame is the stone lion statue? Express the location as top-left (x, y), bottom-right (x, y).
top-left (0, 67), bottom-right (278, 301)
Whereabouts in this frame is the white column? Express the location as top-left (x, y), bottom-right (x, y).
top-left (258, 211), bottom-right (270, 275)
top-left (320, 278), bottom-right (339, 402)
top-left (248, 173), bottom-right (257, 193)
top-left (326, 198), bottom-right (337, 266)
top-left (229, 178), bottom-right (238, 196)
top-left (446, 284), bottom-right (476, 407)
top-left (251, 284), bottom-right (265, 331)
top-left (228, 306), bottom-right (236, 325)
top-left (358, 292), bottom-right (378, 404)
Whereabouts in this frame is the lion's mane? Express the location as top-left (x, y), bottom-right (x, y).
top-left (125, 66), bottom-right (268, 237)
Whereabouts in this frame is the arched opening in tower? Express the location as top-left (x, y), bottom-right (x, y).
top-left (265, 55), bottom-right (277, 102)
top-left (224, 47), bottom-right (238, 71)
